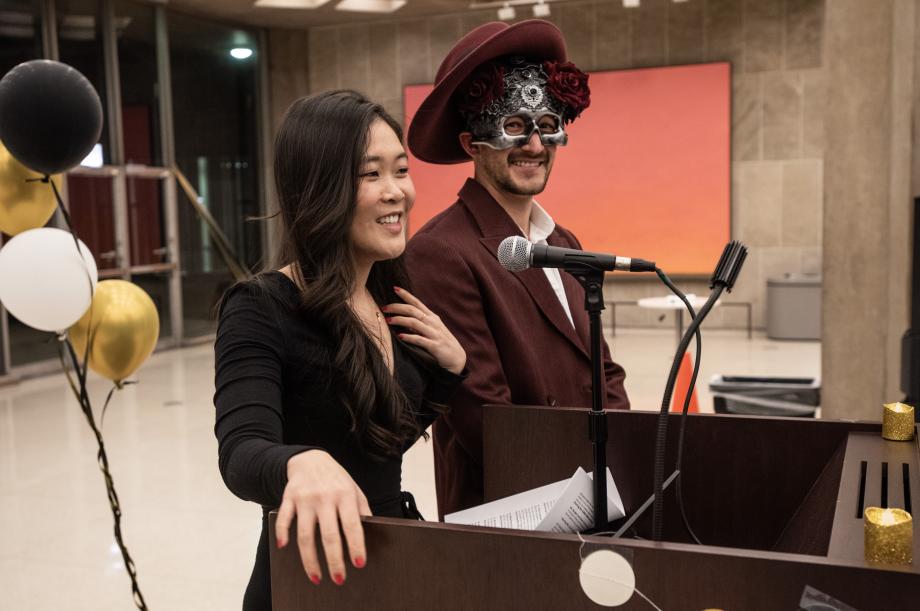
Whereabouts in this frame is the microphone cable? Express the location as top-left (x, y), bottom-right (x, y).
top-left (650, 241), bottom-right (747, 542)
top-left (655, 267), bottom-right (703, 545)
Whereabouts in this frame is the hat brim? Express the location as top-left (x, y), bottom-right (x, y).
top-left (407, 20), bottom-right (567, 165)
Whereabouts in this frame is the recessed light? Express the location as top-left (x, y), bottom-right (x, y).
top-left (254, 0), bottom-right (332, 8)
top-left (533, 1), bottom-right (550, 17)
top-left (230, 47), bottom-right (253, 59)
top-left (334, 0), bottom-right (406, 13)
top-left (497, 3), bottom-right (515, 20)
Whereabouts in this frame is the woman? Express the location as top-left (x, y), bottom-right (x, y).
top-left (214, 90), bottom-right (466, 610)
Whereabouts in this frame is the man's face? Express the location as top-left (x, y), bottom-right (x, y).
top-left (469, 113), bottom-right (559, 197)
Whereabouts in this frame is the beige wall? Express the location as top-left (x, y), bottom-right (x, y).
top-left (267, 0), bottom-right (827, 333)
top-left (266, 0), bottom-right (917, 417)
top-left (821, 0), bottom-right (915, 417)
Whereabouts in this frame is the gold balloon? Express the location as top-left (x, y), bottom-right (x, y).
top-left (0, 142), bottom-right (60, 236)
top-left (69, 280), bottom-right (160, 384)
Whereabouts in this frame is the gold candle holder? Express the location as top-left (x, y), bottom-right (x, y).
top-left (882, 402), bottom-right (915, 441)
top-left (864, 507), bottom-right (913, 565)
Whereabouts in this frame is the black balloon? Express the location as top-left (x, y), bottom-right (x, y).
top-left (0, 60), bottom-right (103, 176)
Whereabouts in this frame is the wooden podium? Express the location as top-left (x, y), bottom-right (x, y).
top-left (270, 408), bottom-right (919, 610)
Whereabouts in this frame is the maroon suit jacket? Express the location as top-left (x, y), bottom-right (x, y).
top-left (405, 178), bottom-right (630, 518)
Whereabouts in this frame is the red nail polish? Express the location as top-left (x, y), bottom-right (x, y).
top-left (333, 573), bottom-right (345, 586)
top-left (276, 539), bottom-right (284, 549)
top-left (393, 286), bottom-right (401, 292)
top-left (381, 306), bottom-right (390, 312)
top-left (309, 574), bottom-right (321, 585)
top-left (354, 556), bottom-right (365, 569)
top-left (398, 333), bottom-right (405, 339)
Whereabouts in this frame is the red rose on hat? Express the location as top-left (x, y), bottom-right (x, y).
top-left (544, 60), bottom-right (590, 122)
top-left (457, 63), bottom-right (505, 115)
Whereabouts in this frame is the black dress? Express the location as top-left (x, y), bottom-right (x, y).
top-left (214, 272), bottom-right (463, 610)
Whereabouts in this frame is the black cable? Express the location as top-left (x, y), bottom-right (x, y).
top-left (650, 283), bottom-right (724, 541)
top-left (648, 242), bottom-right (747, 542)
top-left (655, 269), bottom-right (703, 545)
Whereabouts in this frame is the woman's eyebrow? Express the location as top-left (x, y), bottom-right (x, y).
top-left (362, 153), bottom-right (408, 163)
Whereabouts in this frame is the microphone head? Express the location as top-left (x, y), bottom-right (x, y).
top-left (497, 236), bottom-right (532, 272)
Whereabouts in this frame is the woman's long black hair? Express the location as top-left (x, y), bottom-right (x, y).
top-left (273, 90), bottom-right (442, 459)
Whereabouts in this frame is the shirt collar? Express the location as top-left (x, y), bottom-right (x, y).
top-left (528, 200), bottom-right (556, 244)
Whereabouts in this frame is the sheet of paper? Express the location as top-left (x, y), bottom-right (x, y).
top-left (444, 475), bottom-right (572, 530)
top-left (444, 467), bottom-right (626, 534)
top-left (536, 467), bottom-right (625, 533)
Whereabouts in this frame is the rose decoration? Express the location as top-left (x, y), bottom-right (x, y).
top-left (544, 61), bottom-right (590, 122)
top-left (457, 63), bottom-right (505, 115)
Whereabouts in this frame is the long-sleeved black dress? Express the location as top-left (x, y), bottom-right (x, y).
top-left (214, 272), bottom-right (463, 610)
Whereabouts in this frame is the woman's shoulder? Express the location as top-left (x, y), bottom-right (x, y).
top-left (221, 271), bottom-right (296, 306)
top-left (218, 272), bottom-right (336, 346)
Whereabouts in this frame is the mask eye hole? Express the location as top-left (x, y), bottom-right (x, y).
top-left (503, 117), bottom-right (527, 136)
top-left (537, 115), bottom-right (560, 134)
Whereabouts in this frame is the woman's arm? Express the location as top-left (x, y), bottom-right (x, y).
top-left (214, 282), bottom-right (313, 507)
top-left (214, 282), bottom-right (369, 584)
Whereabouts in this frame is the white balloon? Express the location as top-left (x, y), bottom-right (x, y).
top-left (0, 227), bottom-right (98, 332)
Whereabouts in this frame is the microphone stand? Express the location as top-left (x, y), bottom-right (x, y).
top-left (567, 265), bottom-right (609, 532)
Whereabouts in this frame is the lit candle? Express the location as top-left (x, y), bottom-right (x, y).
top-left (864, 507), bottom-right (913, 565)
top-left (882, 402), bottom-right (915, 441)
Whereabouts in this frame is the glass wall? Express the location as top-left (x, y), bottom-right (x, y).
top-left (168, 12), bottom-right (261, 338)
top-left (0, 0), bottom-right (52, 368)
top-left (57, 0), bottom-right (109, 164)
top-left (0, 0), bottom-right (43, 68)
top-left (115, 0), bottom-right (160, 166)
top-left (0, 0), bottom-right (266, 373)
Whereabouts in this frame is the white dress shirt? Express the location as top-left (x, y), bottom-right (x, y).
top-left (527, 202), bottom-right (575, 328)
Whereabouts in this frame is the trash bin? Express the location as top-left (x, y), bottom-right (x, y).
top-left (767, 273), bottom-right (821, 340)
top-left (709, 375), bottom-right (820, 417)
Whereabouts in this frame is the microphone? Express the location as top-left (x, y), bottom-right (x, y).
top-left (497, 236), bottom-right (656, 274)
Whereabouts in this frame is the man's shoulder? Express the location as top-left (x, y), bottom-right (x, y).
top-left (409, 200), bottom-right (480, 253)
top-left (550, 222), bottom-right (582, 249)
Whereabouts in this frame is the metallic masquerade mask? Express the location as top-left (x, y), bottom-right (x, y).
top-left (459, 57), bottom-right (575, 151)
top-left (473, 110), bottom-right (568, 150)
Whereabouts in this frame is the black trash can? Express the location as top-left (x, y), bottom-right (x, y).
top-left (709, 375), bottom-right (820, 417)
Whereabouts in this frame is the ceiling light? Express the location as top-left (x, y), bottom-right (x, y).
top-left (230, 47), bottom-right (253, 59)
top-left (497, 3), bottom-right (515, 20)
top-left (623, 0), bottom-right (640, 7)
top-left (254, 0), bottom-right (332, 8)
top-left (533, 1), bottom-right (550, 17)
top-left (335, 0), bottom-right (406, 12)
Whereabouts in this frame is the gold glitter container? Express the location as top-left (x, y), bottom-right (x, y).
top-left (864, 507), bottom-right (913, 565)
top-left (882, 402), bottom-right (915, 441)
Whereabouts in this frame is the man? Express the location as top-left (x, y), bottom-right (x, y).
top-left (405, 20), bottom-right (630, 518)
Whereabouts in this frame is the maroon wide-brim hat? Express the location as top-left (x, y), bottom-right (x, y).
top-left (407, 19), bottom-right (567, 165)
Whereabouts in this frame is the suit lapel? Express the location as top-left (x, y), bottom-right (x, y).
top-left (460, 179), bottom-right (589, 360)
top-left (559, 265), bottom-right (591, 352)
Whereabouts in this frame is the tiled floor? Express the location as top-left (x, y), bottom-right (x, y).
top-left (0, 328), bottom-right (819, 610)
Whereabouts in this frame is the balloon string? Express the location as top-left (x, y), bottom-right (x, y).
top-left (42, 173), bottom-right (96, 378)
top-left (57, 337), bottom-right (149, 610)
top-left (43, 175), bottom-right (80, 251)
top-left (41, 174), bottom-right (96, 302)
top-left (101, 380), bottom-right (136, 430)
top-left (55, 333), bottom-right (81, 399)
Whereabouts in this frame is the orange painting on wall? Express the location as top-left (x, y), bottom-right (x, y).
top-left (403, 62), bottom-right (731, 276)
